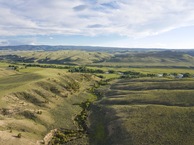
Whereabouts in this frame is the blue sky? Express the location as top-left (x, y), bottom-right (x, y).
top-left (0, 0), bottom-right (194, 48)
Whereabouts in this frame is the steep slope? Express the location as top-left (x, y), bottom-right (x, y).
top-left (0, 65), bottom-right (98, 145)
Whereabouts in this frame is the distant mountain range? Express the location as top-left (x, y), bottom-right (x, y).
top-left (0, 45), bottom-right (166, 52)
top-left (1, 45), bottom-right (194, 67)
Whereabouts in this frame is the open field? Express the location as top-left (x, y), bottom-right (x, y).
top-left (91, 78), bottom-right (194, 145)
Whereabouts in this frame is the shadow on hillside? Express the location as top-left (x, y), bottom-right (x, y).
top-left (88, 104), bottom-right (134, 145)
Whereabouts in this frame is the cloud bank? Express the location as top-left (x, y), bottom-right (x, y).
top-left (0, 0), bottom-right (194, 37)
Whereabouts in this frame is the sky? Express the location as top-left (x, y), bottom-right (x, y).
top-left (0, 0), bottom-right (194, 49)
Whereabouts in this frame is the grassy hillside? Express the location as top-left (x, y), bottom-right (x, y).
top-left (0, 63), bottom-right (98, 145)
top-left (91, 78), bottom-right (194, 145)
top-left (95, 50), bottom-right (194, 67)
top-left (0, 63), bottom-right (19, 78)
top-left (1, 49), bottom-right (194, 67)
top-left (0, 50), bottom-right (112, 65)
top-left (1, 47), bottom-right (194, 145)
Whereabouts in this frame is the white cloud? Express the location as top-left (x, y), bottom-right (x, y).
top-left (0, 0), bottom-right (194, 37)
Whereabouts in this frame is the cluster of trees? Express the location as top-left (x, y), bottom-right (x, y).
top-left (160, 72), bottom-right (192, 78)
top-left (120, 71), bottom-right (149, 78)
top-left (24, 64), bottom-right (71, 69)
top-left (170, 72), bottom-right (192, 78)
top-left (68, 66), bottom-right (104, 73)
top-left (120, 71), bottom-right (193, 79)
top-left (75, 100), bottom-right (91, 131)
top-left (50, 100), bottom-right (92, 144)
top-left (63, 80), bottom-right (80, 92)
top-left (183, 73), bottom-right (192, 78)
top-left (8, 65), bottom-right (19, 70)
top-left (50, 129), bottom-right (83, 144)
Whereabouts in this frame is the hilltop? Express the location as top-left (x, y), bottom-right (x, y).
top-left (0, 45), bottom-right (194, 67)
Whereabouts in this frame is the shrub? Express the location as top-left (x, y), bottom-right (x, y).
top-left (17, 133), bottom-right (22, 138)
top-left (37, 110), bottom-right (42, 115)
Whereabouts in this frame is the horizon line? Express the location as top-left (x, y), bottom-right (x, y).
top-left (0, 44), bottom-right (194, 50)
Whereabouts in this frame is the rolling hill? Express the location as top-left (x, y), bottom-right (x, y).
top-left (1, 46), bottom-right (194, 145)
top-left (0, 63), bottom-right (98, 145)
top-left (1, 46), bottom-right (194, 67)
top-left (91, 78), bottom-right (194, 145)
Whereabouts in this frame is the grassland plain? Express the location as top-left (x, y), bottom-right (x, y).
top-left (0, 63), bottom-right (99, 145)
top-left (91, 78), bottom-right (194, 145)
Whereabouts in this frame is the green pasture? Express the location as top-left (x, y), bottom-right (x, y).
top-left (93, 77), bottom-right (194, 145)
